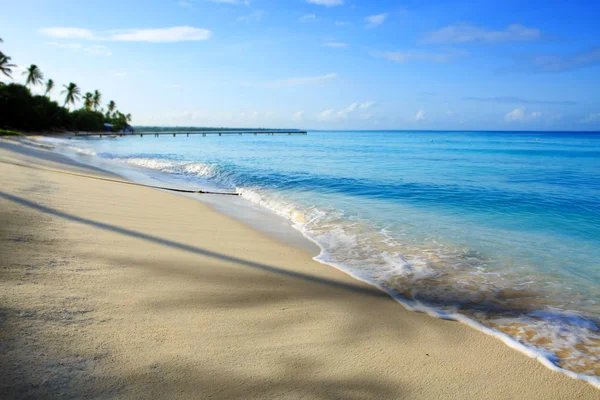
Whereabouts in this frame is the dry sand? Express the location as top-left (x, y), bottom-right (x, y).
top-left (0, 138), bottom-right (598, 399)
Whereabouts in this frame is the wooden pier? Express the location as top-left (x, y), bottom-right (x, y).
top-left (73, 129), bottom-right (307, 138)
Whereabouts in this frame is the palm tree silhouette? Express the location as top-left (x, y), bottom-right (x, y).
top-left (61, 82), bottom-right (81, 108)
top-left (92, 90), bottom-right (102, 111)
top-left (0, 54), bottom-right (16, 79)
top-left (23, 64), bottom-right (44, 87)
top-left (106, 100), bottom-right (116, 117)
top-left (44, 79), bottom-right (55, 97)
top-left (83, 92), bottom-right (94, 111)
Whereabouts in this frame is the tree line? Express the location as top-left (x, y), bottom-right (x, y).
top-left (0, 38), bottom-right (133, 133)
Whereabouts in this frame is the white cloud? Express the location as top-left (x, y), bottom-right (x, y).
top-left (322, 42), bottom-right (348, 48)
top-left (423, 23), bottom-right (541, 44)
top-left (292, 111), bottom-right (304, 121)
top-left (299, 14), bottom-right (317, 23)
top-left (243, 73), bottom-right (338, 88)
top-left (48, 41), bottom-right (111, 56)
top-left (334, 21), bottom-right (351, 27)
top-left (179, 1), bottom-right (193, 7)
top-left (111, 27), bottom-right (211, 42)
top-left (40, 26), bottom-right (212, 42)
top-left (373, 48), bottom-right (468, 64)
top-left (238, 10), bottom-right (264, 22)
top-left (40, 27), bottom-right (96, 40)
top-left (504, 107), bottom-right (544, 122)
top-left (48, 42), bottom-right (82, 49)
top-left (318, 102), bottom-right (375, 120)
top-left (318, 109), bottom-right (335, 119)
top-left (582, 113), bottom-right (600, 123)
top-left (307, 0), bottom-right (343, 6)
top-left (415, 110), bottom-right (425, 121)
top-left (208, 0), bottom-right (250, 4)
top-left (529, 48), bottom-right (600, 73)
top-left (365, 13), bottom-right (388, 29)
top-left (84, 45), bottom-right (112, 56)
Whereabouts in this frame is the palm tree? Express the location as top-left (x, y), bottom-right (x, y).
top-left (23, 64), bottom-right (44, 87)
top-left (44, 79), bottom-right (55, 97)
top-left (61, 82), bottom-right (81, 108)
top-left (126, 113), bottom-right (132, 123)
top-left (83, 92), bottom-right (94, 111)
top-left (106, 100), bottom-right (116, 117)
top-left (92, 90), bottom-right (102, 111)
top-left (0, 54), bottom-right (16, 79)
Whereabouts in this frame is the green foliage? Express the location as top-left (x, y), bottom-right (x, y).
top-left (0, 83), bottom-right (72, 131)
top-left (105, 111), bottom-right (130, 132)
top-left (0, 38), bottom-right (132, 133)
top-left (70, 109), bottom-right (105, 131)
top-left (0, 129), bottom-right (24, 136)
top-left (44, 79), bottom-right (55, 97)
top-left (0, 54), bottom-right (16, 78)
top-left (61, 82), bottom-right (81, 107)
top-left (92, 90), bottom-right (102, 111)
top-left (24, 64), bottom-right (44, 87)
top-left (83, 92), bottom-right (94, 111)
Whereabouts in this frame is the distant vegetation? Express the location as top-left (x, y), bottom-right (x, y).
top-left (0, 128), bottom-right (24, 136)
top-left (0, 38), bottom-right (132, 133)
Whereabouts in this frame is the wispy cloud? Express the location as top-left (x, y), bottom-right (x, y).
top-left (373, 48), bottom-right (468, 64)
top-left (40, 26), bottom-right (212, 42)
top-left (40, 28), bottom-right (96, 40)
top-left (307, 0), bottom-right (343, 6)
top-left (243, 73), bottom-right (338, 88)
top-left (334, 21), bottom-right (351, 27)
top-left (415, 110), bottom-right (425, 121)
top-left (582, 113), bottom-right (600, 123)
top-left (178, 1), bottom-right (193, 8)
top-left (299, 14), bottom-right (317, 23)
top-left (423, 23), bottom-right (541, 44)
top-left (112, 27), bottom-right (211, 42)
top-left (528, 48), bottom-right (600, 73)
top-left (463, 96), bottom-right (576, 106)
top-left (238, 10), bottom-right (264, 22)
top-left (84, 45), bottom-right (112, 56)
top-left (365, 13), bottom-right (388, 29)
top-left (318, 101), bottom-right (374, 120)
top-left (322, 42), bottom-right (348, 48)
top-left (48, 41), bottom-right (112, 56)
top-left (292, 111), bottom-right (304, 121)
top-left (505, 107), bottom-right (542, 122)
top-left (208, 0), bottom-right (250, 5)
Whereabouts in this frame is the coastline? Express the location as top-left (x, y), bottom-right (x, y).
top-left (1, 138), bottom-right (598, 398)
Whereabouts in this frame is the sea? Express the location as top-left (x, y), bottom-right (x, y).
top-left (40, 130), bottom-right (600, 385)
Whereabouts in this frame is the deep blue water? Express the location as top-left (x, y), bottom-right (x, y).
top-left (46, 130), bottom-right (600, 378)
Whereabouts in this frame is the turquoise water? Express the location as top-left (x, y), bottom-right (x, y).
top-left (46, 131), bottom-right (600, 380)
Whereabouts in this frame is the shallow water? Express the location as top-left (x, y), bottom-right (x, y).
top-left (42, 131), bottom-right (600, 382)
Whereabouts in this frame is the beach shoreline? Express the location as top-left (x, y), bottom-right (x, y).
top-left (1, 137), bottom-right (598, 399)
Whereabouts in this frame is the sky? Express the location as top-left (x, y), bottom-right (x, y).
top-left (1, 0), bottom-right (599, 131)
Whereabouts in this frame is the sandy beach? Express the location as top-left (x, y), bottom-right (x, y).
top-left (0, 138), bottom-right (597, 399)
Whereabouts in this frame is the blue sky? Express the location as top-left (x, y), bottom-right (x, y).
top-left (1, 0), bottom-right (599, 130)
